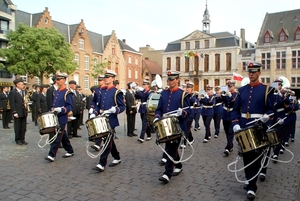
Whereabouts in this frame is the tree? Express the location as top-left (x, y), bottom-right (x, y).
top-left (91, 58), bottom-right (110, 78)
top-left (0, 23), bottom-right (76, 83)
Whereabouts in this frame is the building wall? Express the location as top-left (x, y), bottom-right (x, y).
top-left (139, 45), bottom-right (163, 68)
top-left (123, 51), bottom-right (143, 86)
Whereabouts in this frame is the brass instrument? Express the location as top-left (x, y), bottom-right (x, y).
top-left (24, 90), bottom-right (32, 113)
top-left (6, 99), bottom-right (10, 110)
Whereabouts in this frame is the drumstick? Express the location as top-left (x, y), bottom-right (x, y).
top-left (267, 117), bottom-right (287, 130)
top-left (246, 113), bottom-right (274, 125)
top-left (163, 106), bottom-right (190, 116)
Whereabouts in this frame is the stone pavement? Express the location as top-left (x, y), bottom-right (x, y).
top-left (1, 111), bottom-right (300, 201)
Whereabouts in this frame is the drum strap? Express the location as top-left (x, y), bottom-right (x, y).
top-left (265, 86), bottom-right (269, 106)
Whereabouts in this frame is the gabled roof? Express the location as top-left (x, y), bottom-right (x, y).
top-left (69, 24), bottom-right (79, 42)
top-left (52, 20), bottom-right (70, 42)
top-left (143, 59), bottom-right (162, 75)
top-left (103, 35), bottom-right (111, 49)
top-left (239, 48), bottom-right (256, 57)
top-left (257, 9), bottom-right (300, 46)
top-left (118, 39), bottom-right (138, 53)
top-left (87, 30), bottom-right (103, 54)
top-left (32, 13), bottom-right (43, 27)
top-left (15, 10), bottom-right (31, 29)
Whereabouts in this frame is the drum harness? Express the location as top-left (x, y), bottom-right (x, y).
top-left (228, 117), bottom-right (294, 183)
top-left (155, 107), bottom-right (195, 164)
top-left (38, 111), bottom-right (60, 148)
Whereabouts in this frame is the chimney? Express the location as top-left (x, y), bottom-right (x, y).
top-left (240, 28), bottom-right (245, 48)
top-left (234, 30), bottom-right (236, 35)
top-left (145, 57), bottom-right (149, 60)
top-left (146, 44), bottom-right (150, 47)
top-left (122, 39), bottom-right (126, 44)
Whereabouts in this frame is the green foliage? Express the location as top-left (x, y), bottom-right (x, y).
top-left (0, 23), bottom-right (76, 81)
top-left (91, 58), bottom-right (110, 78)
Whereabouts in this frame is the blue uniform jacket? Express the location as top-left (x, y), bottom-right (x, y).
top-left (222, 92), bottom-right (237, 121)
top-left (187, 93), bottom-right (198, 118)
top-left (231, 82), bottom-right (275, 128)
top-left (95, 86), bottom-right (125, 129)
top-left (200, 95), bottom-right (215, 116)
top-left (90, 86), bottom-right (106, 109)
top-left (214, 95), bottom-right (223, 114)
top-left (154, 87), bottom-right (190, 132)
top-left (52, 88), bottom-right (73, 125)
top-left (135, 89), bottom-right (151, 114)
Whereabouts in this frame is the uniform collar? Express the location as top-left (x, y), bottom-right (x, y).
top-left (169, 86), bottom-right (179, 92)
top-left (249, 81), bottom-right (260, 87)
top-left (59, 87), bottom-right (66, 91)
top-left (107, 85), bottom-right (115, 90)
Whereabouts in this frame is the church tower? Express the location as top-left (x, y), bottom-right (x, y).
top-left (202, 0), bottom-right (211, 33)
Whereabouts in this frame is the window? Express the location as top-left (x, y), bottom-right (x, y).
top-left (185, 57), bottom-right (189, 72)
top-left (167, 57), bottom-right (171, 70)
top-left (36, 77), bottom-right (41, 85)
top-left (215, 54), bottom-right (220, 72)
top-left (242, 62), bottom-right (247, 71)
top-left (186, 42), bottom-right (190, 50)
top-left (226, 53), bottom-right (231, 71)
top-left (20, 75), bottom-right (28, 83)
top-left (79, 39), bottom-right (84, 50)
top-left (204, 40), bottom-right (209, 48)
top-left (135, 69), bottom-right (138, 79)
top-left (74, 54), bottom-right (79, 69)
top-left (112, 48), bottom-right (115, 55)
top-left (264, 31), bottom-right (272, 43)
top-left (278, 30), bottom-right (286, 42)
top-left (84, 56), bottom-right (89, 70)
top-left (128, 68), bottom-right (132, 78)
top-left (195, 41), bottom-right (200, 49)
top-left (204, 79), bottom-right (209, 90)
top-left (214, 79), bottom-right (219, 87)
top-left (0, 20), bottom-right (8, 34)
top-left (135, 57), bottom-right (138, 65)
top-left (94, 78), bottom-right (98, 86)
top-left (128, 56), bottom-right (132, 64)
top-left (261, 52), bottom-right (271, 70)
top-left (74, 74), bottom-right (79, 85)
top-left (291, 77), bottom-right (300, 87)
top-left (204, 54), bottom-right (209, 72)
top-left (292, 50), bottom-right (300, 69)
top-left (276, 51), bottom-right (286, 69)
top-left (176, 57), bottom-right (180, 71)
top-left (84, 75), bottom-right (89, 90)
top-left (194, 56), bottom-right (199, 72)
top-left (295, 27), bottom-right (300, 41)
top-left (94, 58), bottom-right (98, 67)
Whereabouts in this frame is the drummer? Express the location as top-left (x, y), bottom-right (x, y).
top-left (153, 70), bottom-right (190, 184)
top-left (231, 61), bottom-right (275, 200)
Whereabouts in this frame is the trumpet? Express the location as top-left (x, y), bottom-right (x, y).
top-left (200, 93), bottom-right (207, 99)
top-left (283, 88), bottom-right (295, 96)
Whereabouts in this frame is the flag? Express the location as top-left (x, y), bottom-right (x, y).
top-left (233, 72), bottom-right (243, 81)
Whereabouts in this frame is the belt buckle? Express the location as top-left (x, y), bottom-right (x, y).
top-left (100, 110), bottom-right (104, 114)
top-left (227, 108), bottom-right (230, 112)
top-left (246, 112), bottom-right (251, 119)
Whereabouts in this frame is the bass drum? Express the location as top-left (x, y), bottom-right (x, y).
top-left (146, 93), bottom-right (160, 125)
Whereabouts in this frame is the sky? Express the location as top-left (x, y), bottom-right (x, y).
top-left (11, 0), bottom-right (300, 51)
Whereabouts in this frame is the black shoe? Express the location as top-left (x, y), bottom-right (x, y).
top-left (78, 127), bottom-right (82, 130)
top-left (16, 141), bottom-right (23, 145)
top-left (73, 135), bottom-right (81, 138)
top-left (127, 133), bottom-right (133, 137)
top-left (224, 149), bottom-right (229, 157)
top-left (259, 173), bottom-right (266, 182)
top-left (246, 191), bottom-right (256, 200)
top-left (108, 159), bottom-right (121, 167)
top-left (21, 141), bottom-right (28, 145)
top-left (172, 168), bottom-right (182, 176)
top-left (159, 175), bottom-right (169, 184)
top-left (131, 133), bottom-right (138, 136)
top-left (158, 160), bottom-right (166, 166)
top-left (62, 153), bottom-right (74, 158)
top-left (68, 135), bottom-right (73, 139)
top-left (243, 183), bottom-right (248, 190)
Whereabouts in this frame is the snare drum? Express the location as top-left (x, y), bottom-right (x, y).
top-left (86, 116), bottom-right (111, 141)
top-left (146, 93), bottom-right (160, 125)
top-left (266, 128), bottom-right (280, 146)
top-left (155, 116), bottom-right (182, 143)
top-left (234, 124), bottom-right (268, 153)
top-left (37, 112), bottom-right (58, 135)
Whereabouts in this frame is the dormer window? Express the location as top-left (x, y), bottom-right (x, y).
top-left (295, 27), bottom-right (300, 41)
top-left (280, 17), bottom-right (284, 23)
top-left (278, 29), bottom-right (287, 42)
top-left (264, 33), bottom-right (271, 43)
top-left (294, 15), bottom-right (299, 21)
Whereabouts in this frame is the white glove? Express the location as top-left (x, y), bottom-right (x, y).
top-left (89, 108), bottom-right (94, 114)
top-left (53, 107), bottom-right (62, 113)
top-left (108, 106), bottom-right (116, 113)
top-left (153, 118), bottom-right (159, 123)
top-left (90, 114), bottom-right (96, 119)
top-left (177, 108), bottom-right (183, 116)
top-left (227, 92), bottom-right (232, 97)
top-left (168, 113), bottom-right (178, 117)
top-left (13, 113), bottom-right (18, 117)
top-left (205, 94), bottom-right (209, 99)
top-left (278, 118), bottom-right (284, 125)
top-left (103, 110), bottom-right (111, 115)
top-left (233, 124), bottom-right (241, 133)
top-left (260, 114), bottom-right (269, 123)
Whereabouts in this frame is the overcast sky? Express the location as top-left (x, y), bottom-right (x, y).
top-left (12, 0), bottom-right (300, 51)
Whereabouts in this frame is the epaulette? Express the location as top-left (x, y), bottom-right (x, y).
top-left (64, 90), bottom-right (72, 101)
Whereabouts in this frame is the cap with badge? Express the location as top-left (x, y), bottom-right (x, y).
top-left (206, 84), bottom-right (212, 90)
top-left (167, 70), bottom-right (180, 80)
top-left (273, 77), bottom-right (283, 83)
top-left (55, 72), bottom-right (68, 79)
top-left (215, 85), bottom-right (221, 90)
top-left (13, 78), bottom-right (24, 85)
top-left (142, 79), bottom-right (150, 85)
top-left (247, 61), bottom-right (262, 73)
top-left (69, 80), bottom-right (77, 85)
top-left (98, 74), bottom-right (105, 81)
top-left (186, 81), bottom-right (194, 88)
top-left (104, 69), bottom-right (117, 78)
top-left (227, 80), bottom-right (236, 86)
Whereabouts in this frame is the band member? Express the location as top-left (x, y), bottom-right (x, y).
top-left (46, 76), bottom-right (59, 111)
top-left (181, 81), bottom-right (196, 148)
top-left (136, 79), bottom-right (152, 142)
top-left (200, 85), bottom-right (215, 143)
top-left (90, 70), bottom-right (125, 172)
top-left (9, 79), bottom-right (28, 145)
top-left (76, 85), bottom-right (85, 127)
top-left (213, 86), bottom-right (223, 138)
top-left (193, 91), bottom-right (201, 131)
top-left (153, 70), bottom-right (189, 184)
top-left (31, 84), bottom-right (40, 126)
top-left (90, 75), bottom-right (106, 151)
top-left (86, 86), bottom-right (96, 117)
top-left (67, 80), bottom-right (81, 138)
top-left (222, 80), bottom-right (237, 156)
top-left (125, 82), bottom-right (137, 137)
top-left (44, 73), bottom-right (74, 162)
top-left (36, 84), bottom-right (49, 114)
top-left (231, 61), bottom-right (275, 200)
top-left (0, 86), bottom-right (11, 129)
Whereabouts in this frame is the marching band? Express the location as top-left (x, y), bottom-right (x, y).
top-left (3, 63), bottom-right (299, 200)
